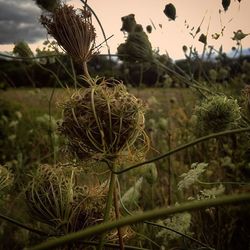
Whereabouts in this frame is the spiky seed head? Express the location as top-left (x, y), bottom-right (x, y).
top-left (40, 4), bottom-right (98, 64)
top-left (193, 95), bottom-right (241, 135)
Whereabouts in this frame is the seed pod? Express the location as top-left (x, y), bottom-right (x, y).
top-left (34, 0), bottom-right (59, 12)
top-left (232, 29), bottom-right (249, 41)
top-left (222, 0), bottom-right (231, 11)
top-left (182, 45), bottom-right (188, 53)
top-left (198, 33), bottom-right (207, 44)
top-left (146, 25), bottom-right (152, 34)
top-left (163, 3), bottom-right (176, 21)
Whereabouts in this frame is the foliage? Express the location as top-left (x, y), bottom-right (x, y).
top-left (13, 41), bottom-right (34, 58)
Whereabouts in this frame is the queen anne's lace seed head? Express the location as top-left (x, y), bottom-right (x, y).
top-left (40, 4), bottom-right (98, 65)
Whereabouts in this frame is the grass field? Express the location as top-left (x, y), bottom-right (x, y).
top-left (1, 86), bottom-right (250, 250)
top-left (0, 86), bottom-right (195, 116)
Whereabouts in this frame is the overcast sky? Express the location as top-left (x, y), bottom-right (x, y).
top-left (0, 0), bottom-right (249, 59)
top-left (0, 0), bottom-right (46, 43)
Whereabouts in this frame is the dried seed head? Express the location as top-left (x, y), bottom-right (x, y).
top-left (25, 164), bottom-right (114, 234)
top-left (58, 78), bottom-right (149, 161)
top-left (40, 4), bottom-right (98, 64)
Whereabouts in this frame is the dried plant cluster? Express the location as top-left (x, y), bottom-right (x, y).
top-left (59, 77), bottom-right (149, 161)
top-left (40, 4), bottom-right (98, 64)
top-left (25, 164), bottom-right (110, 234)
top-left (25, 3), bottom-right (148, 244)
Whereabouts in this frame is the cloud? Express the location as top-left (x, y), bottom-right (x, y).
top-left (0, 0), bottom-right (46, 44)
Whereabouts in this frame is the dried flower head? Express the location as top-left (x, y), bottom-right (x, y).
top-left (193, 95), bottom-right (241, 135)
top-left (58, 77), bottom-right (149, 161)
top-left (25, 164), bottom-right (112, 234)
top-left (40, 4), bottom-right (97, 64)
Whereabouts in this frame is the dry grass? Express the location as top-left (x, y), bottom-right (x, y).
top-left (0, 87), bottom-right (195, 114)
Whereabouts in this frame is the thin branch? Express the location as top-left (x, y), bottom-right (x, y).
top-left (109, 127), bottom-right (250, 175)
top-left (0, 213), bottom-right (51, 237)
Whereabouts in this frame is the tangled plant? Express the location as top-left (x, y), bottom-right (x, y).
top-left (58, 77), bottom-right (149, 161)
top-left (193, 95), bottom-right (241, 135)
top-left (25, 164), bottom-right (111, 235)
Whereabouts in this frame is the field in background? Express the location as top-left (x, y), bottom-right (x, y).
top-left (0, 87), bottom-right (195, 116)
top-left (1, 86), bottom-right (249, 250)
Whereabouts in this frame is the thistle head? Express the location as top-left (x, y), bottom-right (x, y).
top-left (40, 4), bottom-right (98, 64)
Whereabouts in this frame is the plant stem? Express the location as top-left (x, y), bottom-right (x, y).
top-left (0, 213), bottom-right (50, 236)
top-left (28, 193), bottom-right (250, 250)
top-left (114, 127), bottom-right (250, 174)
top-left (113, 176), bottom-right (124, 250)
top-left (83, 61), bottom-right (91, 80)
top-left (97, 171), bottom-right (116, 250)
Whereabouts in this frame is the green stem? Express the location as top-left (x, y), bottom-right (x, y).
top-left (97, 171), bottom-right (116, 250)
top-left (118, 185), bottom-right (213, 250)
top-left (0, 213), bottom-right (50, 237)
top-left (113, 176), bottom-right (124, 250)
top-left (27, 193), bottom-right (250, 250)
top-left (80, 240), bottom-right (149, 250)
top-left (197, 180), bottom-right (250, 186)
top-left (113, 127), bottom-right (250, 174)
top-left (145, 221), bottom-right (214, 250)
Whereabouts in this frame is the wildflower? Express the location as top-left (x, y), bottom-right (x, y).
top-left (199, 184), bottom-right (225, 199)
top-left (178, 162), bottom-right (207, 190)
top-left (157, 211), bottom-right (192, 241)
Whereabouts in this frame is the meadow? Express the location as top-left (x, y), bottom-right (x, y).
top-left (0, 1), bottom-right (250, 249)
top-left (1, 84), bottom-right (250, 250)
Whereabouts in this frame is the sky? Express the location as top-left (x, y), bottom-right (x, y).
top-left (0, 0), bottom-right (249, 60)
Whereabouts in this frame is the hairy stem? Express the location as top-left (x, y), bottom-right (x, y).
top-left (97, 171), bottom-right (116, 250)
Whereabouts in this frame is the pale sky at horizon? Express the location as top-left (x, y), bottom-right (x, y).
top-left (0, 0), bottom-right (249, 60)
